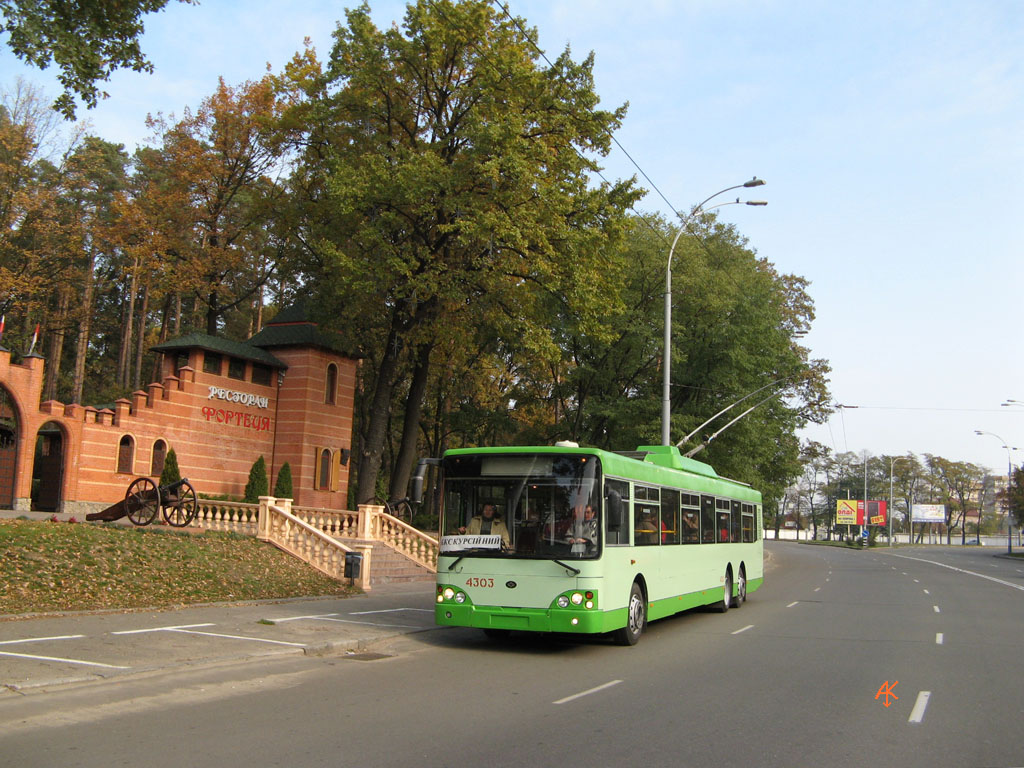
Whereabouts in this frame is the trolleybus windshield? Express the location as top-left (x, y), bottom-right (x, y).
top-left (439, 453), bottom-right (601, 559)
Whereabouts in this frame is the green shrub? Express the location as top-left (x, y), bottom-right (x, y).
top-left (160, 448), bottom-right (181, 486)
top-left (273, 461), bottom-right (293, 499)
top-left (244, 456), bottom-right (269, 503)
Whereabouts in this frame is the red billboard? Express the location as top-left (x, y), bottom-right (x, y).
top-left (835, 499), bottom-right (888, 525)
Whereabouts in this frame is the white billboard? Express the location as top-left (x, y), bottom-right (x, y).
top-left (912, 504), bottom-right (946, 523)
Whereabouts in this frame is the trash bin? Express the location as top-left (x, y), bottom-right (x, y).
top-left (344, 551), bottom-right (363, 579)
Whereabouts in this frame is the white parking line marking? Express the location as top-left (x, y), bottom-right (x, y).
top-left (913, 579), bottom-right (919, 583)
top-left (786, 601), bottom-right (799, 608)
top-left (554, 679), bottom-right (622, 705)
top-left (814, 587), bottom-right (821, 592)
top-left (0, 650), bottom-right (129, 669)
top-left (112, 623), bottom-right (215, 635)
top-left (0, 635), bottom-right (85, 645)
top-left (933, 605), bottom-right (941, 613)
top-left (908, 691), bottom-right (931, 723)
top-left (349, 608), bottom-right (433, 615)
top-left (923, 589), bottom-right (929, 595)
top-left (166, 629), bottom-right (306, 647)
top-left (936, 633), bottom-right (943, 645)
top-left (299, 617), bottom-right (422, 628)
top-left (731, 625), bottom-right (754, 635)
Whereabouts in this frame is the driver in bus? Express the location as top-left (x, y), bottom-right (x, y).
top-left (566, 504), bottom-right (598, 554)
top-left (459, 503), bottom-right (510, 548)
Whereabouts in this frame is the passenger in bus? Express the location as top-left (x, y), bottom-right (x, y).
top-left (459, 503), bottom-right (510, 548)
top-left (636, 510), bottom-right (659, 544)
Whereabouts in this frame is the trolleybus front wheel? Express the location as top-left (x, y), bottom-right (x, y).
top-left (613, 582), bottom-right (646, 646)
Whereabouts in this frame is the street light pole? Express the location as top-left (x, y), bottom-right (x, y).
top-left (662, 178), bottom-right (766, 445)
top-left (889, 455), bottom-right (907, 547)
top-left (974, 430), bottom-right (1016, 555)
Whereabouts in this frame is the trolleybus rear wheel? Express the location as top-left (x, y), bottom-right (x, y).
top-left (716, 569), bottom-right (732, 613)
top-left (735, 565), bottom-right (747, 606)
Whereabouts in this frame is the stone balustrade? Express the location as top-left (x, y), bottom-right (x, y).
top-left (187, 496), bottom-right (437, 588)
top-left (257, 496), bottom-right (372, 590)
top-left (194, 499), bottom-right (260, 534)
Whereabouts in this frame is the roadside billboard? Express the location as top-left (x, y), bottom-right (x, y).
top-left (835, 499), bottom-right (887, 525)
top-left (911, 504), bottom-right (946, 523)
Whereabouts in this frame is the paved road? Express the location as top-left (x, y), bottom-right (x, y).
top-left (2, 542), bottom-right (1022, 768)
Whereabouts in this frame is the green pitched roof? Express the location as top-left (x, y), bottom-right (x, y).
top-left (150, 332), bottom-right (286, 368)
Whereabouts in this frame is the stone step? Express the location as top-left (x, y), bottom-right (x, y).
top-left (337, 537), bottom-right (435, 585)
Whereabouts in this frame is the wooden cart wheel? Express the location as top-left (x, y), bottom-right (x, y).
top-left (125, 477), bottom-right (159, 526)
top-left (162, 479), bottom-right (198, 527)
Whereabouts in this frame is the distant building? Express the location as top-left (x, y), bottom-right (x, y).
top-left (0, 306), bottom-right (358, 514)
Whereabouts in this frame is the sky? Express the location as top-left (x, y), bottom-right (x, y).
top-left (0, 0), bottom-right (1021, 475)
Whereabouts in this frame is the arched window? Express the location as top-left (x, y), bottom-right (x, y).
top-left (117, 435), bottom-right (135, 474)
top-left (151, 440), bottom-right (167, 477)
top-left (325, 363), bottom-right (338, 405)
top-left (317, 448), bottom-right (331, 490)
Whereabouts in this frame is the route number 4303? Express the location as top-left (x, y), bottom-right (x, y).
top-left (466, 577), bottom-right (494, 588)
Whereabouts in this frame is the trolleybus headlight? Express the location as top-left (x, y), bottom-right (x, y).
top-left (436, 594), bottom-right (444, 603)
top-left (570, 618), bottom-right (579, 625)
top-left (570, 592), bottom-right (584, 605)
top-left (454, 592), bottom-right (466, 603)
top-left (556, 595), bottom-right (569, 608)
top-left (443, 587), bottom-right (455, 600)
top-left (585, 601), bottom-right (594, 609)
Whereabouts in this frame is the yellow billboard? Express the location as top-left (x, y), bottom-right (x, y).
top-left (836, 499), bottom-right (858, 525)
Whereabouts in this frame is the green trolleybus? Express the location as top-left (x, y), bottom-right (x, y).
top-left (428, 443), bottom-right (763, 645)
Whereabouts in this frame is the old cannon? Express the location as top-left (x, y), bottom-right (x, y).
top-left (87, 477), bottom-right (198, 527)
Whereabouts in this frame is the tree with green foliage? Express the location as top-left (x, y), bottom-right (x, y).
top-left (273, 461), bottom-right (292, 500)
top-left (286, 0), bottom-right (638, 504)
top-left (243, 456), bottom-right (268, 503)
top-left (0, 0), bottom-right (196, 119)
top-left (159, 447), bottom-right (180, 486)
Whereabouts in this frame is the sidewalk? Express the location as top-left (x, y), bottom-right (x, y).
top-left (0, 580), bottom-right (438, 693)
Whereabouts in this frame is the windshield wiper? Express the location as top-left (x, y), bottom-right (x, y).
top-left (446, 548), bottom-right (496, 571)
top-left (552, 559), bottom-right (581, 576)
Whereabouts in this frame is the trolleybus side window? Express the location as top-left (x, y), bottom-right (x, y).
top-left (605, 478), bottom-right (629, 545)
top-left (741, 503), bottom-right (755, 543)
top-left (634, 485), bottom-right (659, 546)
top-left (716, 498), bottom-right (731, 543)
top-left (701, 495), bottom-right (716, 543)
top-left (661, 488), bottom-right (680, 544)
top-left (731, 499), bottom-right (742, 543)
top-left (681, 492), bottom-right (700, 544)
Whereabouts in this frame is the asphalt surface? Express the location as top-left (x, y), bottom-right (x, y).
top-left (3, 540), bottom-right (1024, 768)
top-left (1, 580), bottom-right (437, 692)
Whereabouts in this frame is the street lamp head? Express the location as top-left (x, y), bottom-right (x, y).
top-left (745, 200), bottom-right (768, 206)
top-left (743, 177), bottom-right (766, 188)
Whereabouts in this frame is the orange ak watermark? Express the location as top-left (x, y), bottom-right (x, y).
top-left (875, 680), bottom-right (899, 707)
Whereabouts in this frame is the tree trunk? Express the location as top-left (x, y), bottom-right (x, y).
top-left (117, 260), bottom-right (138, 388)
top-left (389, 341), bottom-right (433, 502)
top-left (355, 320), bottom-right (403, 505)
top-left (132, 281), bottom-right (149, 390)
top-left (42, 294), bottom-right (67, 401)
top-left (71, 247), bottom-right (97, 404)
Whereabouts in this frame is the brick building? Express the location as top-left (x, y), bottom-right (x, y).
top-left (0, 306), bottom-right (358, 515)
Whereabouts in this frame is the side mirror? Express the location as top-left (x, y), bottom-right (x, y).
top-left (606, 490), bottom-right (625, 530)
top-left (410, 458), bottom-right (440, 504)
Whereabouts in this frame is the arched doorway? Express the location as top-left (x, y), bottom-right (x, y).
top-left (0, 386), bottom-right (18, 509)
top-left (31, 421), bottom-right (65, 512)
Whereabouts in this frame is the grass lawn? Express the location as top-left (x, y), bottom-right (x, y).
top-left (1, 519), bottom-right (355, 616)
